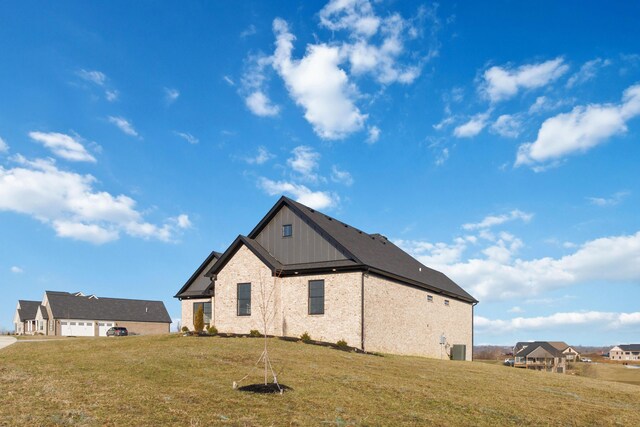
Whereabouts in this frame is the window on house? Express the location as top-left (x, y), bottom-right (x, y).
top-left (282, 224), bottom-right (293, 237)
top-left (237, 283), bottom-right (251, 316)
top-left (444, 299), bottom-right (450, 306)
top-left (308, 280), bottom-right (325, 315)
top-left (427, 295), bottom-right (433, 302)
top-left (193, 302), bottom-right (212, 324)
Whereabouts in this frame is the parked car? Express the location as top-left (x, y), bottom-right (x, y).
top-left (106, 327), bottom-right (128, 337)
top-left (503, 358), bottom-right (515, 366)
top-left (581, 357), bottom-right (592, 363)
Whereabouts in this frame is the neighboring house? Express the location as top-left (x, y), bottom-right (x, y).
top-left (13, 291), bottom-right (171, 336)
top-left (13, 300), bottom-right (43, 335)
top-left (514, 341), bottom-right (580, 362)
top-left (514, 341), bottom-right (567, 374)
top-left (609, 344), bottom-right (640, 361)
top-left (175, 196), bottom-right (478, 360)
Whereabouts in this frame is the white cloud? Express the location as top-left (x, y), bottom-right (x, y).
top-left (53, 220), bottom-right (119, 244)
top-left (516, 84), bottom-right (640, 167)
top-left (240, 1), bottom-right (430, 139)
top-left (245, 91), bottom-right (280, 117)
top-left (462, 210), bottom-right (533, 230)
top-left (433, 115), bottom-right (455, 131)
top-left (287, 146), bottom-right (320, 182)
top-left (319, 0), bottom-right (432, 84)
top-left (395, 237), bottom-right (468, 266)
top-left (481, 58), bottom-right (569, 102)
top-left (108, 116), bottom-right (140, 138)
top-left (174, 214), bottom-right (191, 229)
top-left (491, 114), bottom-right (522, 138)
top-left (105, 90), bottom-right (119, 102)
top-left (319, 0), bottom-right (381, 37)
top-left (508, 306), bottom-right (523, 314)
top-left (403, 230), bottom-right (640, 302)
top-left (528, 95), bottom-right (574, 115)
top-left (10, 266), bottom-right (23, 274)
top-left (587, 190), bottom-right (630, 207)
top-left (77, 69), bottom-right (107, 86)
top-left (476, 310), bottom-right (640, 333)
top-left (0, 156), bottom-right (187, 244)
top-left (0, 137), bottom-right (8, 153)
top-left (366, 126), bottom-right (380, 144)
top-left (164, 87), bottom-right (180, 105)
top-left (244, 146), bottom-right (274, 165)
top-left (453, 111), bottom-right (490, 138)
top-left (174, 131), bottom-right (199, 145)
top-left (566, 58), bottom-right (611, 88)
top-left (435, 147), bottom-right (449, 166)
top-left (240, 24), bottom-right (257, 38)
top-left (223, 75), bottom-right (235, 86)
top-left (76, 69), bottom-right (118, 102)
top-left (330, 165), bottom-right (353, 186)
top-left (28, 131), bottom-right (96, 163)
top-left (272, 18), bottom-right (366, 139)
top-left (258, 177), bottom-right (337, 210)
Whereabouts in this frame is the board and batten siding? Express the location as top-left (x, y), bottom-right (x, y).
top-left (255, 205), bottom-right (348, 264)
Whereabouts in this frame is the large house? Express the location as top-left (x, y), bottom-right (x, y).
top-left (514, 341), bottom-right (580, 362)
top-left (14, 291), bottom-right (171, 336)
top-left (175, 196), bottom-right (478, 360)
top-left (609, 344), bottom-right (640, 361)
top-left (513, 341), bottom-right (570, 374)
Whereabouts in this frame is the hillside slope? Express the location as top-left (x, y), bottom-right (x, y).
top-left (1, 335), bottom-right (639, 426)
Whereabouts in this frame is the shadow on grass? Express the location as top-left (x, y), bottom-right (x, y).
top-left (237, 383), bottom-right (293, 394)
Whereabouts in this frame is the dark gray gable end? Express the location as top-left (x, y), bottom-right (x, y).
top-left (174, 251), bottom-right (222, 299)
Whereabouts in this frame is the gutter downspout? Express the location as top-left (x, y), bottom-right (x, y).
top-left (472, 301), bottom-right (478, 361)
top-left (361, 269), bottom-right (368, 352)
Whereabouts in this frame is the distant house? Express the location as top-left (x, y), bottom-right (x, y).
top-left (175, 196), bottom-right (478, 360)
top-left (13, 291), bottom-right (171, 336)
top-left (513, 341), bottom-right (569, 373)
top-left (515, 341), bottom-right (580, 362)
top-left (609, 344), bottom-right (640, 361)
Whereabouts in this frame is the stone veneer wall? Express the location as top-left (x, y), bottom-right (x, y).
top-left (363, 273), bottom-right (473, 360)
top-left (213, 245), bottom-right (362, 346)
top-left (181, 298), bottom-right (213, 332)
top-left (208, 243), bottom-right (474, 359)
top-left (279, 271), bottom-right (361, 346)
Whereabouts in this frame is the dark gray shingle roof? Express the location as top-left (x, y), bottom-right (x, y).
top-left (47, 291), bottom-right (171, 323)
top-left (260, 197), bottom-right (477, 303)
top-left (618, 344), bottom-right (640, 352)
top-left (17, 300), bottom-right (40, 321)
top-left (515, 341), bottom-right (565, 358)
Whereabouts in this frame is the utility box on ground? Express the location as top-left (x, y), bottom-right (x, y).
top-left (451, 344), bottom-right (466, 361)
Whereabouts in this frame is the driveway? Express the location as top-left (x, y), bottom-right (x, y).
top-left (0, 336), bottom-right (17, 350)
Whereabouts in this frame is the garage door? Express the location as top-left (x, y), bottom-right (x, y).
top-left (60, 321), bottom-right (95, 336)
top-left (98, 322), bottom-right (115, 336)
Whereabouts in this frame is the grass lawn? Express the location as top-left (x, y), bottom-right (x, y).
top-left (1, 335), bottom-right (639, 426)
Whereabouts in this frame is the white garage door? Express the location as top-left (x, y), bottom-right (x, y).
top-left (98, 322), bottom-right (115, 336)
top-left (60, 321), bottom-right (95, 336)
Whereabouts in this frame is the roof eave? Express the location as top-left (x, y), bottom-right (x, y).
top-left (367, 267), bottom-right (478, 304)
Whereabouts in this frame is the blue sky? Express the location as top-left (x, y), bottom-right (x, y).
top-left (1, 1), bottom-right (639, 346)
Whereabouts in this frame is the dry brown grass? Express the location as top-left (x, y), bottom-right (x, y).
top-left (1, 335), bottom-right (639, 426)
